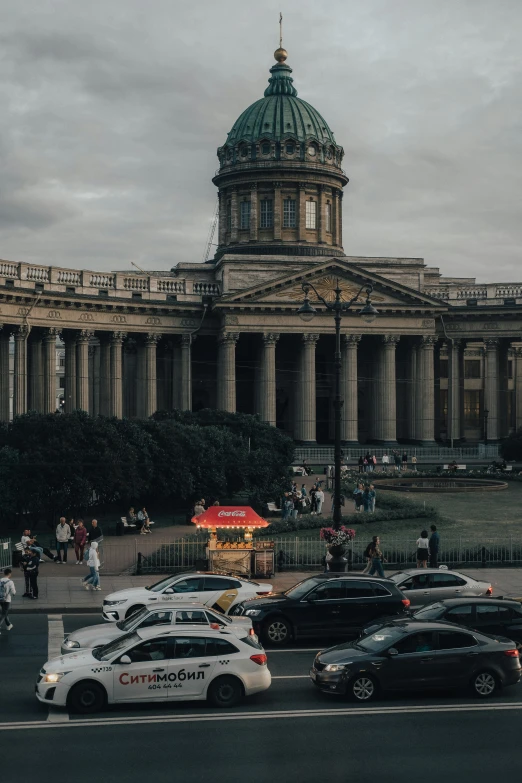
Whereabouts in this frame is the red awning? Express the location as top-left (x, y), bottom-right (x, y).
top-left (192, 506), bottom-right (269, 528)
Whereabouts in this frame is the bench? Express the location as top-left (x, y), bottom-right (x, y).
top-left (442, 464), bottom-right (466, 471)
top-left (505, 465), bottom-right (513, 472)
top-left (266, 502), bottom-right (281, 516)
top-left (291, 466), bottom-right (306, 476)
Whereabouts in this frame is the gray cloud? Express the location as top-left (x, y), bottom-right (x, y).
top-left (0, 0), bottom-right (521, 281)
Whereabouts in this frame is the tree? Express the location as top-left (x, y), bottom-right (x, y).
top-left (500, 428), bottom-right (522, 461)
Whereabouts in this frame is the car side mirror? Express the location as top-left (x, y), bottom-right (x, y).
top-left (387, 648), bottom-right (398, 657)
top-left (163, 588), bottom-right (175, 595)
top-left (119, 654), bottom-right (131, 664)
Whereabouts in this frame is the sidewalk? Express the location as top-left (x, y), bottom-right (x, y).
top-left (7, 568), bottom-right (522, 614)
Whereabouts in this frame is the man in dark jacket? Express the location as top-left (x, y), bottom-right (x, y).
top-left (88, 519), bottom-right (103, 542)
top-left (25, 550), bottom-right (40, 599)
top-left (429, 525), bottom-right (440, 568)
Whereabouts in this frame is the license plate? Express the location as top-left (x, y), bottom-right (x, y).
top-left (310, 669), bottom-right (317, 681)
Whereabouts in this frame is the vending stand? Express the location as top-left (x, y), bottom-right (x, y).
top-left (191, 506), bottom-right (274, 578)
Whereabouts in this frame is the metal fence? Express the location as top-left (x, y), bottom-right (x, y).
top-left (0, 538), bottom-right (12, 570)
top-left (294, 445), bottom-right (500, 463)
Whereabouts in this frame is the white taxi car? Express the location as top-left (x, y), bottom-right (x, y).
top-left (61, 603), bottom-right (258, 655)
top-left (102, 572), bottom-right (273, 621)
top-left (37, 626), bottom-right (271, 714)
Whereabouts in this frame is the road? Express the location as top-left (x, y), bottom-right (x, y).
top-left (1, 614), bottom-right (522, 782)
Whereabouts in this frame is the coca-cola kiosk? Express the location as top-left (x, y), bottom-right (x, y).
top-left (191, 506), bottom-right (274, 578)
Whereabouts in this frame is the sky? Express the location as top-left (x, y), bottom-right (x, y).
top-left (1, 0), bottom-right (521, 281)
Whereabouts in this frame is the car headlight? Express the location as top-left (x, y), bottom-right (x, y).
top-left (104, 600), bottom-right (126, 606)
top-left (324, 663), bottom-right (350, 672)
top-left (44, 672), bottom-right (71, 683)
top-left (63, 639), bottom-right (80, 649)
top-left (245, 609), bottom-right (262, 617)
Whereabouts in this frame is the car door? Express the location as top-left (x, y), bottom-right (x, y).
top-left (429, 572), bottom-right (467, 601)
top-left (502, 605), bottom-right (522, 645)
top-left (201, 577), bottom-right (244, 614)
top-left (336, 580), bottom-right (379, 634)
top-left (381, 631), bottom-right (438, 689)
top-left (112, 636), bottom-right (172, 702)
top-left (398, 574), bottom-right (431, 606)
top-left (166, 636), bottom-right (218, 698)
top-left (160, 576), bottom-right (205, 604)
top-left (442, 603), bottom-right (475, 630)
top-left (473, 604), bottom-right (510, 638)
top-left (297, 580), bottom-right (348, 636)
top-left (433, 630), bottom-right (480, 686)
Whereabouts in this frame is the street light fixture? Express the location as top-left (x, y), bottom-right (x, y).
top-left (297, 277), bottom-right (378, 532)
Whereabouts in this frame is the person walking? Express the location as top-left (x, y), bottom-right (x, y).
top-left (310, 485), bottom-right (317, 515)
top-left (429, 525), bottom-right (440, 568)
top-left (362, 486), bottom-right (373, 513)
top-left (0, 567), bottom-right (16, 633)
top-left (416, 530), bottom-right (430, 568)
top-left (283, 494), bottom-right (294, 520)
top-left (402, 452), bottom-right (408, 470)
top-left (74, 520), bottom-right (87, 564)
top-left (369, 483), bottom-right (376, 513)
top-left (55, 517), bottom-right (71, 564)
top-left (82, 541), bottom-right (101, 590)
top-left (25, 549), bottom-right (40, 599)
top-left (20, 548), bottom-right (33, 597)
top-left (371, 454), bottom-right (377, 472)
top-left (368, 536), bottom-right (386, 578)
top-left (382, 453), bottom-right (389, 471)
top-left (395, 452), bottom-right (402, 472)
top-left (358, 455), bottom-right (364, 474)
top-left (412, 455), bottom-right (418, 471)
top-left (315, 487), bottom-right (325, 515)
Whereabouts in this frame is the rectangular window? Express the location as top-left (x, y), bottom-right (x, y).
top-left (463, 390), bottom-right (481, 427)
top-left (305, 200), bottom-right (317, 229)
top-left (464, 359), bottom-right (481, 379)
top-left (508, 360), bottom-right (513, 379)
top-left (283, 198), bottom-right (296, 228)
top-left (260, 199), bottom-right (273, 228)
top-left (240, 200), bottom-right (251, 229)
top-left (439, 359), bottom-right (448, 378)
top-left (325, 202), bottom-right (332, 232)
top-left (59, 377), bottom-right (65, 389)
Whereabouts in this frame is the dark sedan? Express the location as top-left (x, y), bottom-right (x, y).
top-left (230, 574), bottom-right (410, 646)
top-left (362, 598), bottom-right (522, 644)
top-left (310, 620), bottom-right (521, 702)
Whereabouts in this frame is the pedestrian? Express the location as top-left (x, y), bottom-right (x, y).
top-left (358, 455), bottom-right (364, 474)
top-left (315, 487), bottom-right (325, 515)
top-left (193, 500), bottom-right (205, 516)
top-left (0, 568), bottom-right (16, 633)
top-left (68, 518), bottom-right (77, 550)
top-left (382, 453), bottom-right (389, 471)
top-left (310, 485), bottom-right (318, 515)
top-left (402, 452), bottom-right (408, 470)
top-left (25, 549), bottom-right (40, 599)
top-left (88, 519), bottom-right (103, 543)
top-left (394, 452), bottom-right (401, 472)
top-left (74, 520), bottom-right (87, 564)
top-left (416, 530), bottom-right (430, 568)
top-left (371, 454), bottom-right (377, 472)
top-left (292, 494), bottom-right (301, 519)
top-left (82, 541), bottom-right (101, 591)
top-left (20, 547), bottom-right (33, 597)
top-left (412, 455), bottom-right (418, 471)
top-left (369, 483), bottom-right (376, 513)
top-left (283, 494), bottom-right (293, 520)
top-left (362, 539), bottom-right (374, 573)
top-left (429, 525), bottom-right (440, 568)
top-left (362, 486), bottom-right (373, 513)
top-left (55, 517), bottom-right (71, 563)
top-left (353, 483), bottom-right (364, 512)
top-left (300, 484), bottom-right (307, 498)
top-left (127, 507), bottom-right (138, 525)
top-left (368, 536), bottom-right (386, 578)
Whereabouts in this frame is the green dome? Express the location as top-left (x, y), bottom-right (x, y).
top-left (225, 62), bottom-right (337, 147)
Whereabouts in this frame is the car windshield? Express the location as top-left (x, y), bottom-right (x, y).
top-left (285, 578), bottom-right (321, 600)
top-left (356, 626), bottom-right (406, 653)
top-left (146, 576), bottom-right (178, 593)
top-left (413, 603), bottom-right (444, 620)
top-left (117, 607), bottom-right (150, 631)
top-left (388, 572), bottom-right (409, 584)
top-left (92, 632), bottom-right (141, 661)
top-left (207, 610), bottom-right (231, 625)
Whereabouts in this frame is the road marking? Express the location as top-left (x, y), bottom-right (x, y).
top-left (46, 614), bottom-right (69, 723)
top-left (5, 701), bottom-right (522, 731)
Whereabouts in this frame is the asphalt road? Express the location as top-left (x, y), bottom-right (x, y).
top-left (2, 615), bottom-right (522, 782)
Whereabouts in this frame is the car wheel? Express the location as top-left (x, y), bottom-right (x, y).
top-left (263, 617), bottom-right (292, 646)
top-left (471, 670), bottom-right (498, 698)
top-left (207, 676), bottom-right (244, 708)
top-left (348, 674), bottom-right (378, 703)
top-left (68, 681), bottom-right (106, 714)
top-left (125, 604), bottom-right (145, 619)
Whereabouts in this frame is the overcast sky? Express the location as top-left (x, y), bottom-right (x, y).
top-left (1, 0), bottom-right (521, 281)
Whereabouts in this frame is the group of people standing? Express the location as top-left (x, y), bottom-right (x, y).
top-left (358, 451), bottom-right (418, 472)
top-left (352, 483), bottom-right (377, 513)
top-left (281, 481), bottom-right (325, 519)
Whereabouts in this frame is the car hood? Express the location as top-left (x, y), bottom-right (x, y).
top-left (66, 624), bottom-right (122, 648)
top-left (43, 650), bottom-right (98, 672)
top-left (317, 641), bottom-right (373, 665)
top-left (104, 587), bottom-right (147, 602)
top-left (242, 593), bottom-right (291, 609)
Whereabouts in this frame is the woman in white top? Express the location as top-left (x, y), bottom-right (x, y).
top-left (416, 530), bottom-right (430, 568)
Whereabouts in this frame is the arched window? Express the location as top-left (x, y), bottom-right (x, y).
top-left (305, 200), bottom-right (317, 229)
top-left (283, 198), bottom-right (296, 228)
top-left (325, 202), bottom-right (332, 233)
top-left (261, 141), bottom-right (271, 155)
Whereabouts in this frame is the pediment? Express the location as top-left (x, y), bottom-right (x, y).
top-left (216, 259), bottom-right (447, 310)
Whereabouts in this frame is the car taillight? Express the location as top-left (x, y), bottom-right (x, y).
top-left (486, 587), bottom-right (493, 595)
top-left (256, 591), bottom-right (270, 595)
top-left (504, 649), bottom-right (519, 658)
top-left (401, 599), bottom-right (411, 607)
top-left (250, 654), bottom-right (267, 666)
top-left (248, 628), bottom-right (255, 636)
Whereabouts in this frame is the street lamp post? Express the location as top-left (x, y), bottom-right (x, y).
top-left (298, 278), bottom-right (378, 530)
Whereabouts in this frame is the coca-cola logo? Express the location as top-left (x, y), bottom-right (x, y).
top-left (217, 510), bottom-right (246, 517)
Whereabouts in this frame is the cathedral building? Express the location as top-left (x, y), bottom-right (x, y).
top-left (1, 46), bottom-right (521, 446)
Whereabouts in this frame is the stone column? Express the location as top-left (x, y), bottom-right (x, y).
top-left (28, 332), bottom-right (44, 412)
top-left (43, 328), bottom-right (58, 413)
top-left (218, 190), bottom-right (227, 247)
top-left (407, 344), bottom-right (417, 441)
top-left (484, 337), bottom-right (500, 441)
top-left (377, 335), bottom-right (399, 444)
top-left (76, 330), bottom-right (93, 413)
top-left (318, 185), bottom-right (327, 244)
top-left (91, 343), bottom-right (100, 416)
top-left (259, 333), bottom-right (279, 425)
top-left (98, 337), bottom-right (111, 416)
top-left (230, 187), bottom-right (238, 243)
top-left (298, 183), bottom-right (307, 241)
top-left (144, 333), bottom-right (160, 417)
top-left (172, 340), bottom-right (182, 409)
top-left (180, 334), bottom-right (192, 411)
top-left (515, 347), bottom-right (522, 432)
top-left (447, 338), bottom-right (463, 445)
top-left (0, 327), bottom-right (10, 422)
top-left (217, 332), bottom-right (239, 412)
top-left (296, 334), bottom-right (319, 443)
top-left (337, 190), bottom-right (343, 248)
top-left (273, 182), bottom-right (282, 240)
top-left (110, 332), bottom-right (126, 418)
top-left (249, 183), bottom-right (258, 242)
top-left (341, 334), bottom-right (360, 443)
top-left (418, 336), bottom-right (436, 443)
top-left (135, 340), bottom-right (146, 417)
top-left (13, 325), bottom-right (29, 417)
top-left (63, 333), bottom-right (77, 413)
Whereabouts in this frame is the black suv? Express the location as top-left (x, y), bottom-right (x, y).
top-left (230, 574), bottom-right (410, 646)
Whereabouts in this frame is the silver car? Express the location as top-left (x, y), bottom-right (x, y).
top-left (388, 569), bottom-right (492, 607)
top-left (61, 603), bottom-right (257, 655)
